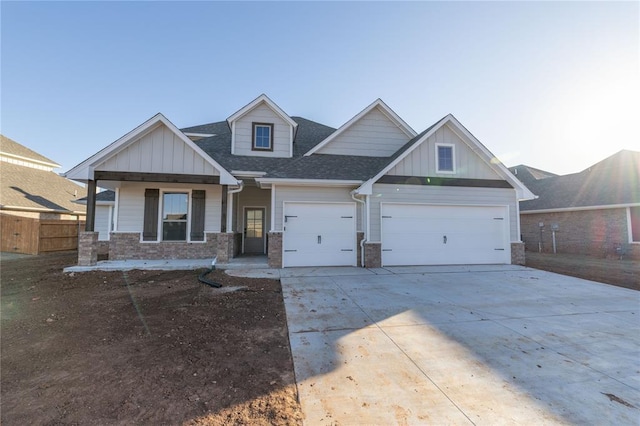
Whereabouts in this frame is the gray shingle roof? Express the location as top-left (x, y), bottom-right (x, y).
top-left (508, 165), bottom-right (558, 187)
top-left (519, 150), bottom-right (639, 211)
top-left (1, 161), bottom-right (86, 213)
top-left (76, 190), bottom-right (115, 203)
top-left (0, 134), bottom-right (59, 166)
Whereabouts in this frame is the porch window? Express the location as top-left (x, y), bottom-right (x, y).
top-left (162, 192), bottom-right (188, 241)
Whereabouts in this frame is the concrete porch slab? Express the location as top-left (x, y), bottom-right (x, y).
top-left (63, 258), bottom-right (214, 272)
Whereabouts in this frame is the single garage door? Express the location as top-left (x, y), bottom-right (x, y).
top-left (283, 202), bottom-right (356, 267)
top-left (381, 203), bottom-right (510, 266)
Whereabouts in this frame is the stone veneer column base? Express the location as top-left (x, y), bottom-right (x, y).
top-left (364, 242), bottom-right (382, 268)
top-left (216, 233), bottom-right (236, 263)
top-left (511, 242), bottom-right (525, 265)
top-left (78, 231), bottom-right (99, 266)
top-left (268, 232), bottom-right (283, 268)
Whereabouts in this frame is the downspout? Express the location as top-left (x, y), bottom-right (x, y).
top-left (227, 180), bottom-right (244, 233)
top-left (351, 190), bottom-right (367, 267)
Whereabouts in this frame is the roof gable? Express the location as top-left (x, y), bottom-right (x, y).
top-left (65, 114), bottom-right (238, 185)
top-left (226, 94), bottom-right (298, 130)
top-left (357, 114), bottom-right (535, 200)
top-left (305, 99), bottom-right (416, 157)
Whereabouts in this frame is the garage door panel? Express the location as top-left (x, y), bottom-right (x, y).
top-left (283, 203), bottom-right (356, 267)
top-left (381, 204), bottom-right (509, 266)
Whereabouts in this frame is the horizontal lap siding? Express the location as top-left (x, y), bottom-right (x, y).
top-left (96, 124), bottom-right (219, 176)
top-left (234, 104), bottom-right (291, 158)
top-left (317, 107), bottom-right (409, 157)
top-left (370, 184), bottom-right (518, 242)
top-left (116, 182), bottom-right (221, 233)
top-left (388, 124), bottom-right (498, 179)
top-left (274, 186), bottom-right (361, 232)
top-left (95, 205), bottom-right (111, 241)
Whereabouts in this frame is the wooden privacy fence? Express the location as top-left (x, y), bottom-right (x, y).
top-left (1, 214), bottom-right (84, 255)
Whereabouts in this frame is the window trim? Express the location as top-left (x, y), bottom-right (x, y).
top-left (161, 191), bottom-right (190, 242)
top-left (435, 143), bottom-right (456, 174)
top-left (252, 122), bottom-right (274, 151)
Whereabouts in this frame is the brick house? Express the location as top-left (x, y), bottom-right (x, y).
top-left (65, 94), bottom-right (533, 267)
top-left (511, 150), bottom-right (640, 259)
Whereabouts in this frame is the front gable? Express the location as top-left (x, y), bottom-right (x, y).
top-left (305, 99), bottom-right (416, 157)
top-left (65, 114), bottom-right (237, 185)
top-left (227, 94), bottom-right (297, 158)
top-left (387, 123), bottom-right (499, 179)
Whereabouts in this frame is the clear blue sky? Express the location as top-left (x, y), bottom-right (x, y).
top-left (2, 1), bottom-right (638, 175)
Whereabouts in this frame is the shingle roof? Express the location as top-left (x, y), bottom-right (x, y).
top-left (508, 165), bottom-right (557, 187)
top-left (1, 161), bottom-right (87, 213)
top-left (0, 134), bottom-right (59, 166)
top-left (76, 190), bottom-right (115, 203)
top-left (519, 150), bottom-right (640, 211)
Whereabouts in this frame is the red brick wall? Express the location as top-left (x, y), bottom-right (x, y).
top-left (521, 208), bottom-right (638, 259)
top-left (109, 232), bottom-right (219, 260)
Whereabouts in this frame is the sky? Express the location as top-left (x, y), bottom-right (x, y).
top-left (1, 1), bottom-right (638, 176)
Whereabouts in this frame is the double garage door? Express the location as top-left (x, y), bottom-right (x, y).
top-left (381, 203), bottom-right (510, 266)
top-left (283, 203), bottom-right (356, 268)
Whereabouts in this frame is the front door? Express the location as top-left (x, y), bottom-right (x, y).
top-left (244, 208), bottom-right (265, 254)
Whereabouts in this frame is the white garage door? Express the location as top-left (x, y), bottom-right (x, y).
top-left (381, 204), bottom-right (510, 266)
top-left (283, 203), bottom-right (356, 267)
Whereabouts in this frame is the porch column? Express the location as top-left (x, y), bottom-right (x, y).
top-left (220, 185), bottom-right (228, 232)
top-left (85, 179), bottom-right (97, 231)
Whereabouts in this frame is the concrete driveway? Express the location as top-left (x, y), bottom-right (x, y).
top-left (280, 265), bottom-right (640, 425)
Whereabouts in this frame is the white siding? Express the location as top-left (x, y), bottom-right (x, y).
top-left (95, 205), bottom-right (112, 241)
top-left (388, 124), bottom-right (498, 179)
top-left (115, 182), bottom-right (222, 233)
top-left (274, 185), bottom-right (361, 231)
top-left (233, 103), bottom-right (292, 158)
top-left (369, 183), bottom-right (519, 242)
top-left (316, 107), bottom-right (410, 157)
top-left (95, 124), bottom-right (219, 176)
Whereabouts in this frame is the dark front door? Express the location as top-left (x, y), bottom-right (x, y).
top-left (244, 208), bottom-right (265, 254)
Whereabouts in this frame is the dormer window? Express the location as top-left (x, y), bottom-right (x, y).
top-left (252, 123), bottom-right (273, 151)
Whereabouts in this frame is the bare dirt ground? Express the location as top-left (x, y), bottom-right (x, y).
top-left (526, 252), bottom-right (640, 291)
top-left (1, 252), bottom-right (302, 425)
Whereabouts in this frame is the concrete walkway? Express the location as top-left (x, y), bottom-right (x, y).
top-left (281, 265), bottom-right (640, 425)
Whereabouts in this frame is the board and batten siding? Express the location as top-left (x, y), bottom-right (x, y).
top-left (388, 124), bottom-right (498, 179)
top-left (233, 103), bottom-right (292, 158)
top-left (274, 186), bottom-right (361, 232)
top-left (115, 182), bottom-right (222, 234)
top-left (316, 107), bottom-right (410, 157)
top-left (369, 184), bottom-right (518, 242)
top-left (95, 124), bottom-right (220, 176)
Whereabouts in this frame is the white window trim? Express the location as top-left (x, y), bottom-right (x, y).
top-left (435, 143), bottom-right (456, 174)
top-left (253, 123), bottom-right (273, 150)
top-left (159, 189), bottom-right (191, 242)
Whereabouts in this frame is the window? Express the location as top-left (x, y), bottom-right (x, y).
top-left (631, 206), bottom-right (640, 243)
top-left (252, 123), bottom-right (273, 151)
top-left (162, 192), bottom-right (188, 241)
top-left (436, 144), bottom-right (455, 173)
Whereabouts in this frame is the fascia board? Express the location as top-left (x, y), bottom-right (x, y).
top-left (0, 152), bottom-right (60, 168)
top-left (521, 203), bottom-right (640, 214)
top-left (356, 115), bottom-right (450, 194)
top-left (304, 99), bottom-right (416, 157)
top-left (255, 178), bottom-right (362, 187)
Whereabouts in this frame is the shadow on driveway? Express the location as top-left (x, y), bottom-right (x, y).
top-left (281, 265), bottom-right (640, 424)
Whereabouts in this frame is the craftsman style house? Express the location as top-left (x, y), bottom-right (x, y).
top-left (66, 95), bottom-right (534, 267)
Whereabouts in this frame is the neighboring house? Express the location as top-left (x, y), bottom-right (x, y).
top-left (510, 150), bottom-right (640, 259)
top-left (0, 135), bottom-right (86, 220)
top-left (65, 94), bottom-right (534, 267)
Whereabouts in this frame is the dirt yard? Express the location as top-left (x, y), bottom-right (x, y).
top-left (526, 252), bottom-right (640, 291)
top-left (1, 252), bottom-right (302, 425)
